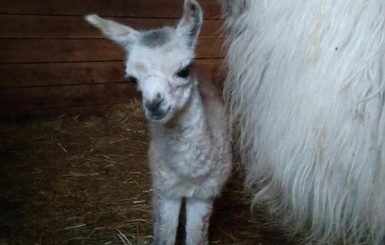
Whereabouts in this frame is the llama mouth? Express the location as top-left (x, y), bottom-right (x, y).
top-left (149, 107), bottom-right (171, 121)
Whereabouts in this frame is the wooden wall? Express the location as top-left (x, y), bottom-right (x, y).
top-left (0, 0), bottom-right (224, 119)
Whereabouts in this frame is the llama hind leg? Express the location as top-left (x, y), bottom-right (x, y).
top-left (185, 198), bottom-right (213, 245)
top-left (152, 194), bottom-right (182, 245)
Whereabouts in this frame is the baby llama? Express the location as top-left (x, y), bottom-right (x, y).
top-left (85, 0), bottom-right (232, 244)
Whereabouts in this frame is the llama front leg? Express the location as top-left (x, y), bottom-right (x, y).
top-left (185, 198), bottom-right (213, 245)
top-left (152, 193), bottom-right (182, 245)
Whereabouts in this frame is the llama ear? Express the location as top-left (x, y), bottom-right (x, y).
top-left (176, 0), bottom-right (203, 48)
top-left (85, 14), bottom-right (139, 48)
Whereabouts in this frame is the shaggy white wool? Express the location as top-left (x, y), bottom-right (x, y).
top-left (221, 0), bottom-right (385, 244)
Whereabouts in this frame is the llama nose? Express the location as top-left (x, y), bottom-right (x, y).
top-left (144, 97), bottom-right (164, 114)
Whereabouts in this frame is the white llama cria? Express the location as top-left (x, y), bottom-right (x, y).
top-left (85, 0), bottom-right (232, 244)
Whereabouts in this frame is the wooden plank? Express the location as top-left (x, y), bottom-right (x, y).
top-left (0, 62), bottom-right (125, 88)
top-left (0, 76), bottom-right (225, 119)
top-left (0, 76), bottom-right (222, 120)
top-left (0, 0), bottom-right (221, 19)
top-left (0, 76), bottom-right (224, 112)
top-left (0, 103), bottom-right (131, 121)
top-left (0, 83), bottom-right (139, 111)
top-left (0, 15), bottom-right (223, 39)
top-left (0, 39), bottom-right (224, 63)
top-left (0, 59), bottom-right (223, 88)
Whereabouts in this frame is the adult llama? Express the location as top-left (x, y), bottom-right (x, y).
top-left (220, 0), bottom-right (385, 244)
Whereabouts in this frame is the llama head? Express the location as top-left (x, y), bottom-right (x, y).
top-left (85, 0), bottom-right (203, 123)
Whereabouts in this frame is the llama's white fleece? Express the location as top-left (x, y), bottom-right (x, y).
top-left (221, 0), bottom-right (385, 244)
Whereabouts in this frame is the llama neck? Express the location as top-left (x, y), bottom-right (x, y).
top-left (149, 73), bottom-right (208, 141)
top-left (168, 84), bottom-right (206, 132)
top-left (149, 82), bottom-right (207, 138)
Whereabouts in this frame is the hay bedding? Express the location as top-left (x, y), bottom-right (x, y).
top-left (0, 99), bottom-right (293, 245)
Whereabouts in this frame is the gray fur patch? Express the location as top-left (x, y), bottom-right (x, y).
top-left (140, 28), bottom-right (171, 48)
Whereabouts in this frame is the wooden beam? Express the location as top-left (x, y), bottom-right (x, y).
top-left (0, 15), bottom-right (224, 39)
top-left (0, 77), bottom-right (224, 114)
top-left (0, 59), bottom-right (223, 88)
top-left (0, 83), bottom-right (139, 111)
top-left (0, 39), bottom-right (224, 63)
top-left (0, 103), bottom-right (131, 121)
top-left (0, 0), bottom-right (221, 19)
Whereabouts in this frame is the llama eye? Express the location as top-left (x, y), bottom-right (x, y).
top-left (128, 76), bottom-right (138, 85)
top-left (176, 64), bottom-right (192, 78)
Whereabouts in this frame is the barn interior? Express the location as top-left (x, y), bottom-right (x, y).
top-left (0, 0), bottom-right (293, 244)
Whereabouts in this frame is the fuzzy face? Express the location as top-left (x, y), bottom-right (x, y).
top-left (85, 0), bottom-right (203, 123)
top-left (125, 28), bottom-right (195, 123)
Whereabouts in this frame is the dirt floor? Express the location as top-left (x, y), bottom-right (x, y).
top-left (0, 100), bottom-right (293, 245)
